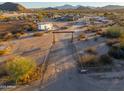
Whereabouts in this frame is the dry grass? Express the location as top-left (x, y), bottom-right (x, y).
top-left (85, 47), bottom-right (97, 54)
top-left (106, 26), bottom-right (121, 38)
top-left (0, 21), bottom-right (36, 34)
top-left (6, 55), bottom-right (38, 84)
top-left (2, 32), bottom-right (53, 64)
top-left (106, 39), bottom-right (120, 46)
top-left (0, 46), bottom-right (12, 55)
top-left (98, 55), bottom-right (112, 65)
top-left (78, 34), bottom-right (86, 41)
top-left (33, 32), bottom-right (44, 37)
top-left (79, 54), bottom-right (98, 67)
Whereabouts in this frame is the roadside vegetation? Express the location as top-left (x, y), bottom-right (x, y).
top-left (0, 22), bottom-right (38, 41)
top-left (78, 34), bottom-right (87, 41)
top-left (33, 32), bottom-right (44, 37)
top-left (1, 4), bottom-right (124, 87)
top-left (79, 25), bottom-right (124, 66)
top-left (0, 55), bottom-right (42, 85)
top-left (104, 26), bottom-right (124, 59)
top-left (0, 46), bottom-right (12, 55)
top-left (79, 53), bottom-right (112, 67)
top-left (87, 25), bottom-right (101, 32)
top-left (85, 47), bottom-right (97, 54)
top-left (105, 26), bottom-right (122, 38)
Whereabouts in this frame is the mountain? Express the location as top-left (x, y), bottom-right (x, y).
top-left (55, 4), bottom-right (76, 10)
top-left (54, 4), bottom-right (124, 10)
top-left (0, 2), bottom-right (28, 11)
top-left (54, 4), bottom-right (93, 10)
top-left (2, 3), bottom-right (124, 11)
top-left (102, 5), bottom-right (124, 10)
top-left (44, 7), bottom-right (58, 10)
top-left (76, 6), bottom-right (91, 10)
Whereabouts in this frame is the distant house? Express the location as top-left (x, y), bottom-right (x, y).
top-left (93, 16), bottom-right (109, 23)
top-left (37, 22), bottom-right (54, 31)
top-left (53, 14), bottom-right (61, 19)
top-left (55, 15), bottom-right (79, 22)
top-left (83, 16), bottom-right (111, 25)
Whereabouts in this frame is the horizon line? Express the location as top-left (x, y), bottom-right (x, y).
top-left (1, 2), bottom-right (124, 8)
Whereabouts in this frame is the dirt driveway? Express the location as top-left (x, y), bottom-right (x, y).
top-left (10, 31), bottom-right (124, 91)
top-left (39, 33), bottom-right (124, 91)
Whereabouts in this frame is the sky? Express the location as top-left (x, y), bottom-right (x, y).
top-left (1, 2), bottom-right (124, 8)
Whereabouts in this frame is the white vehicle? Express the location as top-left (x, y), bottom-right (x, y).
top-left (37, 22), bottom-right (54, 31)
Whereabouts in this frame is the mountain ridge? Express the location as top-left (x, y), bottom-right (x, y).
top-left (1, 2), bottom-right (124, 11)
top-left (0, 2), bottom-right (28, 11)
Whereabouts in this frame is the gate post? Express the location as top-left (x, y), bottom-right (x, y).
top-left (53, 33), bottom-right (55, 44)
top-left (71, 32), bottom-right (73, 42)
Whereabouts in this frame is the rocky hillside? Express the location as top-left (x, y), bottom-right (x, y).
top-left (102, 5), bottom-right (124, 10)
top-left (0, 2), bottom-right (28, 11)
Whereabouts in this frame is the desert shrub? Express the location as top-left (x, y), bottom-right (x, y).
top-left (85, 47), bottom-right (97, 54)
top-left (94, 37), bottom-right (98, 41)
top-left (0, 46), bottom-right (12, 55)
top-left (12, 30), bottom-right (25, 35)
top-left (120, 43), bottom-right (124, 51)
top-left (0, 34), bottom-right (4, 39)
top-left (79, 53), bottom-right (113, 67)
top-left (109, 33), bottom-right (124, 59)
top-left (106, 39), bottom-right (120, 46)
top-left (18, 66), bottom-right (41, 84)
top-left (60, 26), bottom-right (68, 30)
top-left (28, 25), bottom-right (37, 31)
top-left (96, 31), bottom-right (105, 35)
top-left (23, 23), bottom-right (37, 32)
top-left (106, 26), bottom-right (121, 38)
top-left (3, 33), bottom-right (14, 41)
top-left (6, 56), bottom-right (37, 84)
top-left (108, 47), bottom-right (124, 59)
top-left (98, 55), bottom-right (112, 65)
top-left (80, 54), bottom-right (98, 67)
top-left (78, 34), bottom-right (86, 40)
top-left (33, 32), bottom-right (44, 37)
top-left (87, 25), bottom-right (100, 32)
top-left (0, 63), bottom-right (7, 76)
top-left (14, 33), bottom-right (23, 39)
top-left (119, 34), bottom-right (124, 49)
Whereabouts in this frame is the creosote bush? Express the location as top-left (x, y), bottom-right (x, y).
top-left (108, 47), bottom-right (124, 59)
top-left (79, 53), bottom-right (112, 67)
top-left (0, 32), bottom-right (14, 41)
top-left (106, 26), bottom-right (121, 38)
top-left (106, 39), bottom-right (120, 46)
top-left (107, 28), bottom-right (124, 59)
top-left (0, 46), bottom-right (12, 55)
top-left (80, 54), bottom-right (98, 67)
top-left (85, 47), bottom-right (97, 54)
top-left (6, 56), bottom-right (37, 84)
top-left (60, 26), bottom-right (68, 30)
top-left (78, 34), bottom-right (86, 40)
top-left (98, 55), bottom-right (112, 65)
top-left (18, 66), bottom-right (41, 84)
top-left (0, 63), bottom-right (7, 76)
top-left (87, 25), bottom-right (100, 32)
top-left (119, 34), bottom-right (124, 49)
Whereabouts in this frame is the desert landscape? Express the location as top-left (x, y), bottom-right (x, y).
top-left (0, 2), bottom-right (124, 91)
